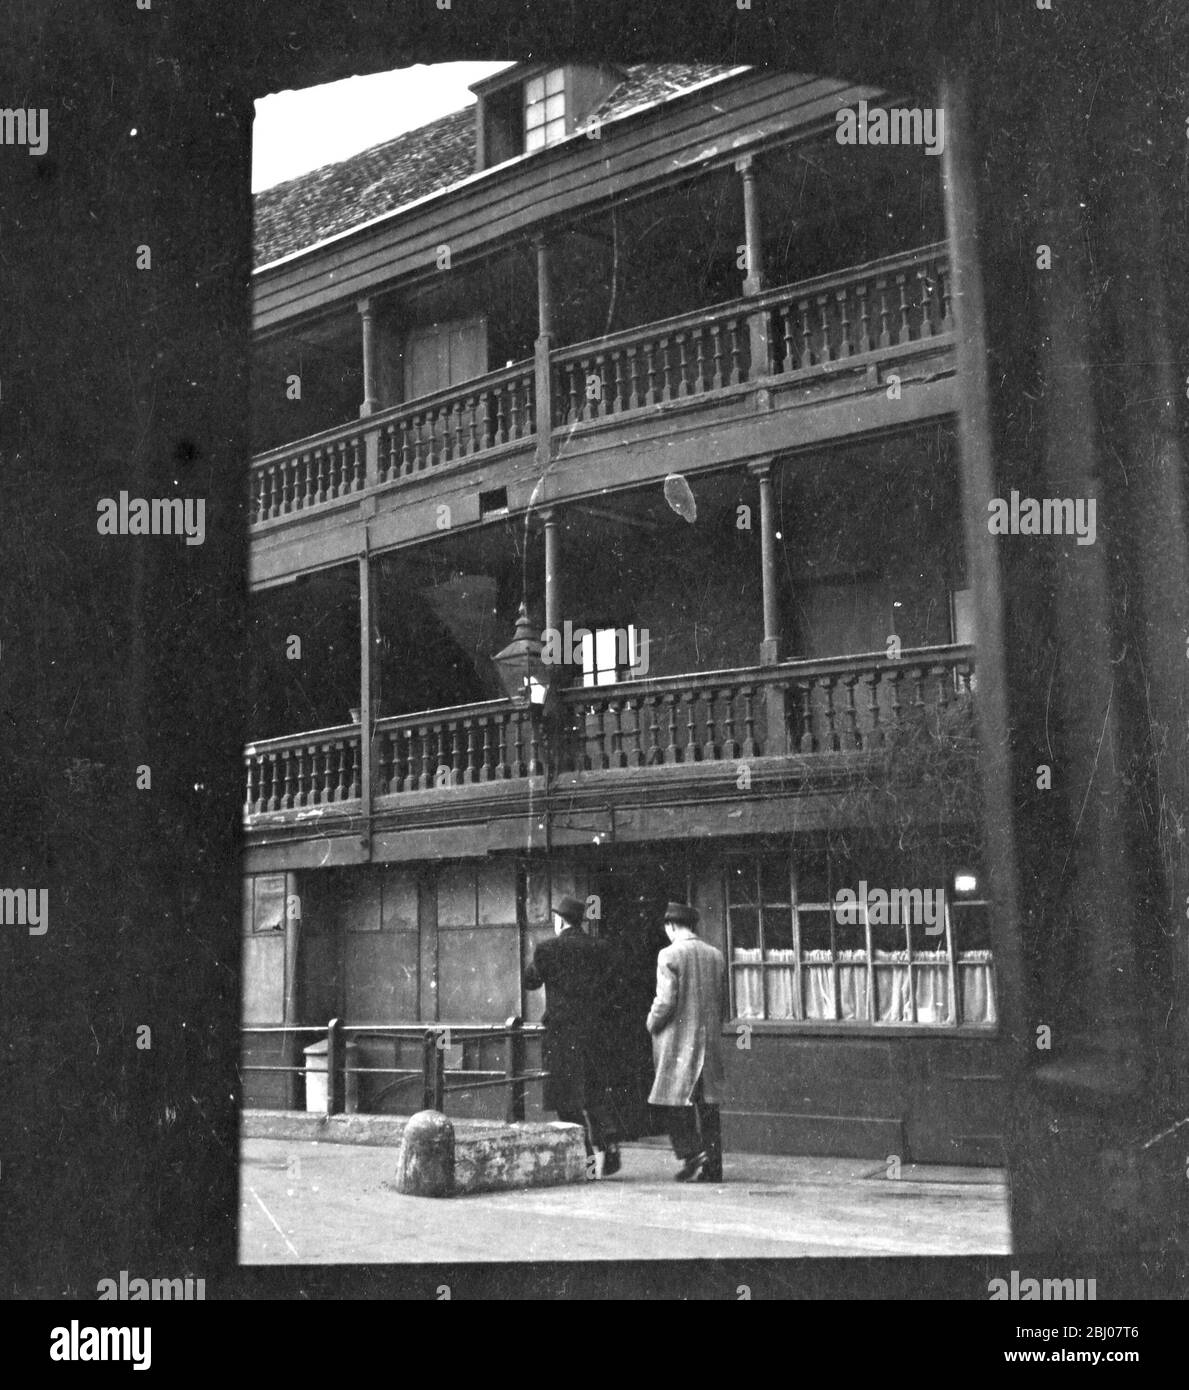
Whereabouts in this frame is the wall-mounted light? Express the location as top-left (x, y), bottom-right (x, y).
top-left (954, 872), bottom-right (978, 895)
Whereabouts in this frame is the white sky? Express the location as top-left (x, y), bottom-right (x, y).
top-left (252, 62), bottom-right (514, 192)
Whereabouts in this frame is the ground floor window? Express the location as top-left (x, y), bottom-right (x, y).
top-left (726, 846), bottom-right (995, 1027)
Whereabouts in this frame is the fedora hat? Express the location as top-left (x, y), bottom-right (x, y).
top-left (553, 894), bottom-right (586, 926)
top-left (663, 901), bottom-right (698, 927)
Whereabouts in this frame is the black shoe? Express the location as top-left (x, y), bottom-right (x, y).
top-left (674, 1152), bottom-right (707, 1182)
top-left (602, 1148), bottom-right (622, 1177)
top-left (694, 1165), bottom-right (723, 1183)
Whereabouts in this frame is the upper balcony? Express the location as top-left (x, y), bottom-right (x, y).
top-left (249, 242), bottom-right (953, 585)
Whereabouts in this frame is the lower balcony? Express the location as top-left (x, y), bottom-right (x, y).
top-left (243, 644), bottom-right (976, 849)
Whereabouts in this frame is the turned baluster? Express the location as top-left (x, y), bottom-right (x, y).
top-left (710, 323), bottom-right (725, 390)
top-left (462, 719), bottom-right (478, 784)
top-left (243, 757), bottom-right (255, 818)
top-left (509, 712), bottom-right (525, 779)
top-left (593, 353), bottom-right (608, 417)
top-left (566, 362), bottom-right (580, 421)
top-left (478, 717), bottom-right (492, 782)
top-left (449, 724), bottom-right (464, 786)
top-left (612, 350), bottom-right (626, 413)
top-left (643, 343), bottom-right (659, 405)
top-left (433, 726), bottom-right (449, 787)
top-left (702, 688), bottom-right (720, 762)
top-left (658, 338), bottom-right (673, 402)
top-left (727, 319), bottom-right (744, 384)
top-left (412, 726), bottom-right (429, 790)
top-left (693, 330), bottom-right (708, 394)
top-left (466, 395), bottom-right (479, 453)
top-left (376, 732), bottom-right (392, 796)
top-left (798, 299), bottom-right (814, 369)
top-left (396, 728), bottom-right (413, 793)
top-left (346, 740), bottom-right (360, 800)
top-left (816, 294), bottom-right (832, 363)
top-left (643, 695), bottom-right (661, 765)
top-left (682, 690), bottom-right (700, 762)
top-left (896, 272), bottom-right (912, 343)
top-left (910, 663), bottom-right (926, 720)
top-left (675, 333), bottom-right (691, 398)
top-left (855, 283), bottom-right (871, 355)
top-left (866, 673), bottom-right (885, 749)
top-left (604, 701), bottom-right (624, 769)
top-left (721, 689), bottom-right (739, 760)
top-left (353, 438), bottom-right (366, 491)
top-left (623, 696), bottom-right (644, 768)
top-left (823, 679), bottom-right (842, 751)
top-left (780, 305), bottom-right (796, 373)
top-left (887, 667), bottom-right (904, 737)
top-left (798, 681), bottom-right (816, 753)
top-left (527, 717), bottom-right (543, 776)
top-left (875, 277), bottom-right (892, 348)
top-left (842, 675), bottom-right (861, 749)
top-left (662, 694), bottom-right (680, 764)
top-left (740, 686), bottom-right (757, 758)
top-left (285, 747), bottom-right (301, 808)
top-left (837, 289), bottom-right (853, 358)
top-left (626, 344), bottom-right (641, 410)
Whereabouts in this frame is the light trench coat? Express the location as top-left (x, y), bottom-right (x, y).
top-left (646, 931), bottom-right (727, 1107)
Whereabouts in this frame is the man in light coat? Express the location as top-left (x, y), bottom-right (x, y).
top-left (646, 901), bottom-right (727, 1182)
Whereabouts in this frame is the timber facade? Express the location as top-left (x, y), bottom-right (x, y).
top-left (243, 61), bottom-right (1004, 1163)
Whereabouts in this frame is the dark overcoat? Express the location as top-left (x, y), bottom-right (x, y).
top-left (524, 927), bottom-right (610, 1114)
top-left (646, 933), bottom-right (727, 1106)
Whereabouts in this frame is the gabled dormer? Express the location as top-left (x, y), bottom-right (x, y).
top-left (470, 62), bottom-right (623, 170)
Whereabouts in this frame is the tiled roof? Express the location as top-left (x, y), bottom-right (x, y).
top-left (253, 63), bottom-right (742, 268)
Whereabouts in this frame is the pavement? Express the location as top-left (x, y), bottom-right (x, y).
top-left (240, 1137), bottom-right (1011, 1263)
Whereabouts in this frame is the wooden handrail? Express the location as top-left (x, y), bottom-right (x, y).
top-left (550, 241), bottom-right (948, 366)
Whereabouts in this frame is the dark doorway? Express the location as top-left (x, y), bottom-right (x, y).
top-left (588, 848), bottom-right (691, 1140)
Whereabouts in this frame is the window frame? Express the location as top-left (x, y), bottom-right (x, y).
top-left (724, 847), bottom-right (992, 1030)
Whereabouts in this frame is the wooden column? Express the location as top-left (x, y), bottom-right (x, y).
top-left (749, 459), bottom-right (780, 663)
top-left (358, 547), bottom-right (378, 842)
top-left (748, 458), bottom-right (785, 754)
top-left (736, 155), bottom-right (765, 294)
top-left (358, 297), bottom-right (379, 417)
top-left (736, 156), bottom-right (770, 380)
top-left (533, 236), bottom-right (554, 470)
top-left (542, 508), bottom-right (561, 636)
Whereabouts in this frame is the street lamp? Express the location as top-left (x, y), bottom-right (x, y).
top-left (492, 601), bottom-right (552, 709)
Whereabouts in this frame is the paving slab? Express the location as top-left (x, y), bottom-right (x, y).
top-left (240, 1138), bottom-right (1010, 1263)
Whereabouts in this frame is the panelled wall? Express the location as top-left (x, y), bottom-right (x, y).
top-left (243, 830), bottom-right (1004, 1161)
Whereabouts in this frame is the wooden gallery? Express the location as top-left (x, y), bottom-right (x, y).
top-left (242, 61), bottom-right (1003, 1163)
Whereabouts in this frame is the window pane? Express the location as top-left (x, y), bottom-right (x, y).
top-left (763, 906), bottom-right (794, 952)
top-left (526, 103), bottom-right (545, 129)
top-left (796, 851), bottom-right (830, 905)
top-left (725, 860), bottom-right (757, 905)
top-left (525, 75), bottom-right (544, 102)
top-left (545, 67), bottom-right (565, 95)
top-left (730, 905), bottom-right (760, 951)
top-left (526, 126), bottom-right (545, 152)
top-left (545, 93), bottom-right (565, 122)
top-left (954, 902), bottom-right (992, 952)
top-left (759, 857), bottom-right (790, 905)
top-left (798, 907), bottom-right (832, 954)
top-left (545, 118), bottom-right (566, 145)
top-left (254, 874), bottom-right (286, 933)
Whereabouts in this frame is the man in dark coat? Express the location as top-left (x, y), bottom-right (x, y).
top-left (524, 894), bottom-right (621, 1176)
top-left (647, 901), bottom-right (727, 1183)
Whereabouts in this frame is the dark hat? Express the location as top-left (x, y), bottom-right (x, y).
top-left (553, 894), bottom-right (586, 926)
top-left (663, 901), bottom-right (698, 927)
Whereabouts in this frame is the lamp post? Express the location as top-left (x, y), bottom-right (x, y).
top-left (492, 603), bottom-right (556, 842)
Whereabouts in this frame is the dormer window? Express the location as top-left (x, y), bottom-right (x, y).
top-left (525, 68), bottom-right (566, 151)
top-left (472, 63), bottom-right (622, 172)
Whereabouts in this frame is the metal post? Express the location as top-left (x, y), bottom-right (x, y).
top-left (326, 1017), bottom-right (345, 1116)
top-left (422, 1028), bottom-right (445, 1112)
top-left (534, 236), bottom-right (554, 470)
top-left (505, 1016), bottom-right (526, 1122)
